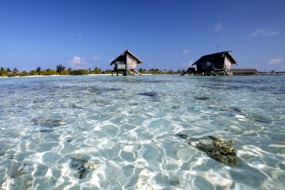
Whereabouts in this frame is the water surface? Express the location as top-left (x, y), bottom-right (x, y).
top-left (0, 75), bottom-right (285, 189)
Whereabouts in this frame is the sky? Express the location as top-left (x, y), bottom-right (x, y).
top-left (1, 0), bottom-right (285, 72)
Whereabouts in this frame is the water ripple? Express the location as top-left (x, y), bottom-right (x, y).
top-left (0, 75), bottom-right (285, 189)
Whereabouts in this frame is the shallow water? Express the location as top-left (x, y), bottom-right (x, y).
top-left (0, 75), bottom-right (285, 189)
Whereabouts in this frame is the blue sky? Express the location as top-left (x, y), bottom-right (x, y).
top-left (1, 0), bottom-right (285, 71)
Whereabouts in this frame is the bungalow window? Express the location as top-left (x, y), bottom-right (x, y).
top-left (202, 63), bottom-right (207, 70)
top-left (118, 64), bottom-right (126, 69)
top-left (204, 62), bottom-right (214, 70)
top-left (115, 61), bottom-right (126, 70)
top-left (207, 62), bottom-right (213, 67)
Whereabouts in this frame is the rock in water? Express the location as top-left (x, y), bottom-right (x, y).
top-left (78, 164), bottom-right (87, 179)
top-left (70, 157), bottom-right (97, 179)
top-left (177, 133), bottom-right (239, 166)
top-left (193, 137), bottom-right (239, 166)
top-left (32, 117), bottom-right (65, 127)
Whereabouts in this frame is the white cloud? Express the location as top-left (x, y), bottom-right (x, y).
top-left (182, 49), bottom-right (189, 54)
top-left (215, 22), bottom-right (223, 32)
top-left (268, 57), bottom-right (283, 65)
top-left (70, 56), bottom-right (84, 65)
top-left (250, 29), bottom-right (280, 37)
top-left (69, 56), bottom-right (89, 69)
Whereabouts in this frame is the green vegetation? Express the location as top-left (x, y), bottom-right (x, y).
top-left (91, 67), bottom-right (102, 74)
top-left (42, 69), bottom-right (58, 75)
top-left (0, 65), bottom-right (184, 77)
top-left (60, 70), bottom-right (69, 75)
top-left (70, 69), bottom-right (89, 75)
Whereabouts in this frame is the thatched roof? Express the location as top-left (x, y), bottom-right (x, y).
top-left (192, 51), bottom-right (237, 66)
top-left (110, 50), bottom-right (143, 66)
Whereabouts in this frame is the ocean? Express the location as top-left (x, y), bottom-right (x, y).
top-left (0, 75), bottom-right (284, 189)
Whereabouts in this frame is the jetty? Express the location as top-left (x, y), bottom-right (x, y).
top-left (258, 71), bottom-right (285, 75)
top-left (231, 69), bottom-right (258, 75)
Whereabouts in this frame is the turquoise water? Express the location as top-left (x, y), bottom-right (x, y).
top-left (0, 75), bottom-right (284, 190)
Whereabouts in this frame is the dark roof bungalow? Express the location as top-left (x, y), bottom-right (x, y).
top-left (110, 50), bottom-right (143, 76)
top-left (192, 51), bottom-right (237, 76)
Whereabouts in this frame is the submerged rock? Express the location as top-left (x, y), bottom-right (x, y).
top-left (194, 96), bottom-right (210, 100)
top-left (32, 117), bottom-right (65, 127)
top-left (78, 164), bottom-right (87, 179)
top-left (70, 157), bottom-right (97, 179)
top-left (176, 133), bottom-right (191, 140)
top-left (196, 138), bottom-right (239, 166)
top-left (39, 128), bottom-right (54, 133)
top-left (177, 134), bottom-right (239, 166)
top-left (138, 92), bottom-right (158, 97)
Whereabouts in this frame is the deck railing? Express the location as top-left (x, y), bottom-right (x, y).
top-left (116, 64), bottom-right (126, 70)
top-left (115, 64), bottom-right (136, 70)
top-left (213, 65), bottom-right (224, 70)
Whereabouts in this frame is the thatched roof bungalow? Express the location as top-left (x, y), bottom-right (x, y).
top-left (192, 51), bottom-right (237, 76)
top-left (110, 50), bottom-right (143, 76)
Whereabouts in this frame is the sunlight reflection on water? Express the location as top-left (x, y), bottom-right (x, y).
top-left (0, 75), bottom-right (285, 189)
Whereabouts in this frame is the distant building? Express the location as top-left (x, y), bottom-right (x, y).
top-left (231, 69), bottom-right (258, 75)
top-left (110, 50), bottom-right (143, 76)
top-left (192, 51), bottom-right (237, 76)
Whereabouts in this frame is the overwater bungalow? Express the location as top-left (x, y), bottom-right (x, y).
top-left (110, 50), bottom-right (143, 76)
top-left (192, 51), bottom-right (237, 76)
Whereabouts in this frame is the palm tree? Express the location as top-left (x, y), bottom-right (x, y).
top-left (13, 68), bottom-right (19, 74)
top-left (36, 67), bottom-right (41, 74)
top-left (56, 64), bottom-right (66, 73)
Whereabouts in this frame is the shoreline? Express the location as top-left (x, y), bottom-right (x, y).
top-left (0, 73), bottom-right (154, 79)
top-left (1, 72), bottom-right (284, 79)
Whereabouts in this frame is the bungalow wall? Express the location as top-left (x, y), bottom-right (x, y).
top-left (126, 54), bottom-right (138, 70)
top-left (196, 60), bottom-right (223, 72)
top-left (196, 56), bottom-right (233, 73)
top-left (224, 56), bottom-right (232, 72)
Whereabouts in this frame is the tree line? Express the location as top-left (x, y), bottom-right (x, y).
top-left (0, 65), bottom-right (105, 77)
top-left (0, 65), bottom-right (185, 77)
